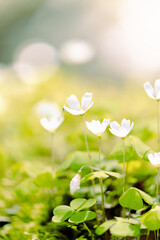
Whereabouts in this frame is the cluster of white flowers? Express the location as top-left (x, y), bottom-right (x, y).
top-left (63, 92), bottom-right (134, 194)
top-left (38, 79), bottom-right (160, 195)
top-left (144, 79), bottom-right (160, 167)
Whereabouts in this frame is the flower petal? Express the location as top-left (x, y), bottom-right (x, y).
top-left (121, 119), bottom-right (130, 129)
top-left (40, 116), bottom-right (64, 133)
top-left (86, 120), bottom-right (100, 135)
top-left (81, 92), bottom-right (93, 110)
top-left (67, 95), bottom-right (80, 110)
top-left (70, 174), bottom-right (81, 195)
top-left (110, 121), bottom-right (120, 131)
top-left (63, 105), bottom-right (85, 115)
top-left (84, 101), bottom-right (93, 112)
top-left (129, 121), bottom-right (134, 132)
top-left (144, 81), bottom-right (155, 99)
top-left (109, 127), bottom-right (123, 138)
top-left (155, 79), bottom-right (160, 100)
top-left (101, 119), bottom-right (110, 132)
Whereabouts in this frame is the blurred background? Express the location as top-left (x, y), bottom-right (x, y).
top-left (0, 0), bottom-right (160, 84)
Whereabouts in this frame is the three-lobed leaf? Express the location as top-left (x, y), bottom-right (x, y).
top-left (95, 220), bottom-right (116, 235)
top-left (119, 187), bottom-right (153, 210)
top-left (69, 211), bottom-right (96, 224)
top-left (140, 206), bottom-right (160, 230)
top-left (81, 171), bottom-right (109, 183)
top-left (52, 206), bottom-right (74, 222)
top-left (110, 222), bottom-right (140, 238)
top-left (70, 198), bottom-right (96, 211)
top-left (119, 187), bottom-right (143, 210)
top-left (53, 198), bottom-right (96, 223)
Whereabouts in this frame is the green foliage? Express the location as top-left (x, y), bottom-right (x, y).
top-left (70, 198), bottom-right (96, 211)
top-left (34, 172), bottom-right (53, 188)
top-left (57, 151), bottom-right (101, 172)
top-left (81, 171), bottom-right (109, 183)
top-left (0, 76), bottom-right (158, 238)
top-left (119, 187), bottom-right (153, 210)
top-left (15, 179), bottom-right (38, 197)
top-left (52, 198), bottom-right (96, 224)
top-left (109, 136), bottom-right (152, 162)
top-left (95, 220), bottom-right (116, 235)
top-left (96, 217), bottom-right (140, 237)
top-left (140, 206), bottom-right (160, 230)
top-left (81, 170), bottom-right (121, 183)
top-left (110, 221), bottom-right (140, 238)
top-left (69, 211), bottom-right (96, 224)
top-left (52, 206), bottom-right (74, 222)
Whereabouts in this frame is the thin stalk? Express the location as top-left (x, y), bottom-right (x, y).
top-left (83, 114), bottom-right (92, 162)
top-left (82, 114), bottom-right (97, 217)
top-left (156, 168), bottom-right (160, 205)
top-left (83, 222), bottom-right (94, 240)
top-left (157, 229), bottom-right (159, 240)
top-left (154, 230), bottom-right (156, 240)
top-left (157, 100), bottom-right (160, 149)
top-left (122, 138), bottom-right (126, 194)
top-left (122, 138), bottom-right (126, 218)
top-left (99, 137), bottom-right (106, 222)
top-left (51, 133), bottom-right (54, 176)
top-left (146, 230), bottom-right (150, 240)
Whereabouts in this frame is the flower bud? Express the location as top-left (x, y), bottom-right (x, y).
top-left (70, 174), bottom-right (81, 195)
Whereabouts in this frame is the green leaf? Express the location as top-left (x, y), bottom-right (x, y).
top-left (52, 205), bottom-right (74, 222)
top-left (119, 187), bottom-right (143, 210)
top-left (69, 211), bottom-right (96, 224)
top-left (70, 198), bottom-right (96, 211)
top-left (115, 217), bottom-right (140, 225)
top-left (109, 136), bottom-right (151, 163)
top-left (95, 220), bottom-right (116, 235)
top-left (104, 171), bottom-right (121, 178)
top-left (81, 171), bottom-right (109, 183)
top-left (132, 136), bottom-right (152, 161)
top-left (140, 206), bottom-right (160, 230)
top-left (136, 188), bottom-right (153, 205)
top-left (34, 172), bottom-right (53, 188)
top-left (57, 151), bottom-right (101, 172)
top-left (110, 222), bottom-right (140, 237)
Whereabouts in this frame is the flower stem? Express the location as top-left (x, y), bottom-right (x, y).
top-left (83, 222), bottom-right (94, 240)
top-left (156, 168), bottom-right (160, 205)
top-left (122, 138), bottom-right (126, 218)
top-left (99, 137), bottom-right (106, 222)
top-left (82, 114), bottom-right (97, 216)
top-left (83, 114), bottom-right (92, 162)
top-left (51, 133), bottom-right (54, 176)
top-left (146, 230), bottom-right (150, 240)
top-left (157, 100), bottom-right (160, 150)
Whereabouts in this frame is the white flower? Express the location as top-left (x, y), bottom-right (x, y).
top-left (34, 100), bottom-right (62, 118)
top-left (109, 118), bottom-right (134, 138)
top-left (86, 119), bottom-right (110, 137)
top-left (40, 116), bottom-right (64, 133)
top-left (70, 174), bottom-right (81, 195)
top-left (144, 79), bottom-right (160, 100)
top-left (63, 92), bottom-right (93, 115)
top-left (148, 152), bottom-right (160, 167)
